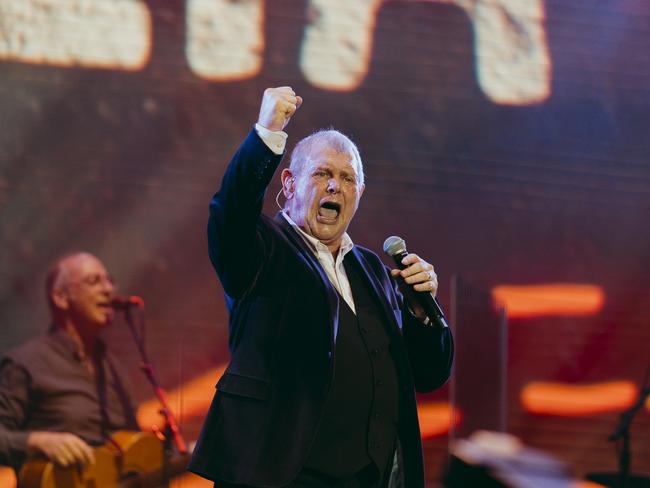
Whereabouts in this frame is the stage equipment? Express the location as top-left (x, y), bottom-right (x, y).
top-left (117, 299), bottom-right (188, 458)
top-left (444, 430), bottom-right (577, 488)
top-left (587, 364), bottom-right (650, 488)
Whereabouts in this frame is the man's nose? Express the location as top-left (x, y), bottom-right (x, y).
top-left (327, 178), bottom-right (340, 193)
top-left (101, 278), bottom-right (115, 294)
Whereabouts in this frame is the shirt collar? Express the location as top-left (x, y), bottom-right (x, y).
top-left (48, 326), bottom-right (106, 362)
top-left (281, 211), bottom-right (354, 259)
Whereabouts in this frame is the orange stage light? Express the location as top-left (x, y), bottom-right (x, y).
top-left (136, 364), bottom-right (227, 431)
top-left (491, 284), bottom-right (605, 319)
top-left (417, 401), bottom-right (457, 438)
top-left (168, 472), bottom-right (213, 488)
top-left (572, 481), bottom-right (607, 488)
top-left (521, 381), bottom-right (637, 416)
top-left (0, 467), bottom-right (16, 488)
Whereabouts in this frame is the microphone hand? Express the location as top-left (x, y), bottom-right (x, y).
top-left (383, 236), bottom-right (448, 328)
top-left (390, 260), bottom-right (435, 322)
top-left (391, 252), bottom-right (438, 296)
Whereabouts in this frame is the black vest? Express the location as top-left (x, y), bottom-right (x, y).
top-left (304, 254), bottom-right (400, 480)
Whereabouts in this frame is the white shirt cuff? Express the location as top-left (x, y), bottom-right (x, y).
top-left (255, 123), bottom-right (287, 155)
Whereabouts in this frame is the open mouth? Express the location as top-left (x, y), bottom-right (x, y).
top-left (318, 201), bottom-right (340, 221)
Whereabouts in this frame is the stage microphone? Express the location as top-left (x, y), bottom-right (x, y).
top-left (383, 236), bottom-right (449, 329)
top-left (111, 295), bottom-right (145, 310)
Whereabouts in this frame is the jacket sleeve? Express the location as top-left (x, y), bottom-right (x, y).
top-left (207, 129), bottom-right (284, 299)
top-left (393, 273), bottom-right (454, 393)
top-left (0, 358), bottom-right (31, 467)
top-left (402, 313), bottom-right (454, 393)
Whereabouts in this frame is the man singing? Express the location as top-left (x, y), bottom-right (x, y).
top-left (0, 252), bottom-right (138, 471)
top-left (189, 87), bottom-right (454, 487)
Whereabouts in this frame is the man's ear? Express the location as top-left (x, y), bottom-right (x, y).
top-left (51, 288), bottom-right (70, 311)
top-left (280, 169), bottom-right (295, 199)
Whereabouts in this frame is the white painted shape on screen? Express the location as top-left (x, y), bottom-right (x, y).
top-left (300, 0), bottom-right (382, 91)
top-left (186, 0), bottom-right (264, 80)
top-left (473, 0), bottom-right (550, 104)
top-left (0, 0), bottom-right (151, 69)
top-left (299, 0), bottom-right (551, 105)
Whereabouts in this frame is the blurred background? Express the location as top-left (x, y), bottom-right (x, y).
top-left (1, 0), bottom-right (649, 486)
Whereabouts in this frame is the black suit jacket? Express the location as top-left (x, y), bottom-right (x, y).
top-left (188, 129), bottom-right (454, 487)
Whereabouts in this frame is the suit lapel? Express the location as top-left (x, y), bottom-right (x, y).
top-left (349, 247), bottom-right (403, 336)
top-left (274, 213), bottom-right (340, 342)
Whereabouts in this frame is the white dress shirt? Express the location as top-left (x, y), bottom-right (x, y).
top-left (281, 211), bottom-right (357, 315)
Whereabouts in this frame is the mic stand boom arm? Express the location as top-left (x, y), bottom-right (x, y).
top-left (123, 307), bottom-right (188, 456)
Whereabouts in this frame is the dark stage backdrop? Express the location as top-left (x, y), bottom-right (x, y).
top-left (1, 1), bottom-right (649, 485)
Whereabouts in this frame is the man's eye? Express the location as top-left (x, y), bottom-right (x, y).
top-left (84, 275), bottom-right (101, 285)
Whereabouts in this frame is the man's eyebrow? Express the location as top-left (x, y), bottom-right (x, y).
top-left (310, 163), bottom-right (358, 176)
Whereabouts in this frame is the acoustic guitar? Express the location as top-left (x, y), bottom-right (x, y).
top-left (18, 431), bottom-right (189, 488)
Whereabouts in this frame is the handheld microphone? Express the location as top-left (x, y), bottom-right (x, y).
top-left (383, 236), bottom-right (449, 329)
top-left (110, 295), bottom-right (145, 310)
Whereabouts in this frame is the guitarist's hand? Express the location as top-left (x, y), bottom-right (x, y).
top-left (27, 431), bottom-right (95, 467)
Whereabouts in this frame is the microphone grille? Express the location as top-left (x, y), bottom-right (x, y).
top-left (383, 235), bottom-right (406, 256)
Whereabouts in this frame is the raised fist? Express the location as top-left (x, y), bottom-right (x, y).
top-left (257, 86), bottom-right (303, 131)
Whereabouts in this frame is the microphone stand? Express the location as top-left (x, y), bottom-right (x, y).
top-left (122, 305), bottom-right (188, 486)
top-left (607, 365), bottom-right (650, 488)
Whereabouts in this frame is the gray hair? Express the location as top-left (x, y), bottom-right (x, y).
top-left (289, 129), bottom-right (365, 186)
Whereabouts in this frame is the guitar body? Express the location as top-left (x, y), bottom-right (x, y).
top-left (19, 431), bottom-right (164, 488)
